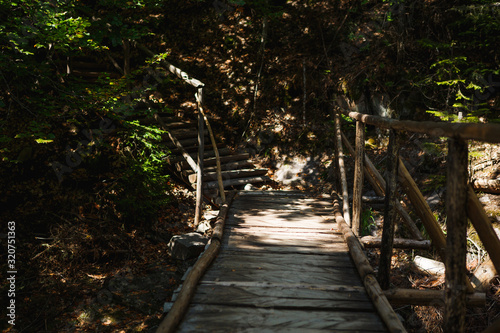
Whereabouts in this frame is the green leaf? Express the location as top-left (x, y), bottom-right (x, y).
top-left (35, 138), bottom-right (54, 144)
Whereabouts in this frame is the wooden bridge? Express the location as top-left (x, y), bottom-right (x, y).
top-left (176, 190), bottom-right (390, 332)
top-left (134, 53), bottom-right (500, 333)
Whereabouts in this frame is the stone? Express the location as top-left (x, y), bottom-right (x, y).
top-left (168, 232), bottom-right (208, 260)
top-left (196, 221), bottom-right (211, 234)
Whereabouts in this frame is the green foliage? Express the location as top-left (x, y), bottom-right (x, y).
top-left (361, 207), bottom-right (376, 236)
top-left (414, 2), bottom-right (499, 122)
top-left (107, 121), bottom-right (171, 223)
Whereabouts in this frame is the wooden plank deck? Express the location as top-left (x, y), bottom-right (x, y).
top-left (177, 191), bottom-right (388, 332)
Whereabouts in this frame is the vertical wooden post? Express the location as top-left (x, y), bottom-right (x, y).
top-left (352, 120), bottom-right (365, 235)
top-left (378, 129), bottom-right (399, 290)
top-left (334, 111), bottom-right (351, 226)
top-left (194, 89), bottom-right (205, 226)
top-left (444, 137), bottom-right (468, 333)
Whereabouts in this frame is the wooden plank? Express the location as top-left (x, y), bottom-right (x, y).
top-left (222, 241), bottom-right (348, 254)
top-left (189, 168), bottom-right (268, 183)
top-left (199, 280), bottom-right (366, 292)
top-left (166, 148), bottom-right (232, 164)
top-left (201, 266), bottom-right (360, 286)
top-left (223, 233), bottom-right (348, 249)
top-left (192, 284), bottom-right (375, 310)
top-left (226, 217), bottom-right (335, 229)
top-left (227, 219), bottom-right (336, 229)
top-left (203, 176), bottom-right (270, 189)
top-left (207, 253), bottom-right (356, 273)
top-left (238, 190), bottom-right (314, 197)
top-left (177, 327), bottom-right (386, 333)
top-left (226, 226), bottom-right (341, 236)
top-left (215, 251), bottom-right (355, 268)
top-left (184, 160), bottom-right (255, 175)
top-left (177, 304), bottom-right (387, 332)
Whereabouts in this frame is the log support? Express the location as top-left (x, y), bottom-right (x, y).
top-left (335, 111), bottom-right (351, 226)
top-left (444, 138), bottom-right (469, 333)
top-left (194, 110), bottom-right (205, 226)
top-left (378, 129), bottom-right (399, 290)
top-left (352, 120), bottom-right (365, 236)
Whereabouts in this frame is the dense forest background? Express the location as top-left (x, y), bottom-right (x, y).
top-left (1, 0), bottom-right (499, 332)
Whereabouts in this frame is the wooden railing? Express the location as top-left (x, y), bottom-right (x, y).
top-left (334, 107), bottom-right (500, 332)
top-left (138, 45), bottom-right (225, 225)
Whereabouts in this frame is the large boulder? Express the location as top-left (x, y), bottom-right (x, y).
top-left (168, 233), bottom-right (208, 260)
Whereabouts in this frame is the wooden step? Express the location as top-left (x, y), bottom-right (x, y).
top-left (176, 153), bottom-right (251, 171)
top-left (164, 136), bottom-right (210, 149)
top-left (168, 129), bottom-right (208, 140)
top-left (139, 116), bottom-right (196, 129)
top-left (166, 148), bottom-right (232, 164)
top-left (188, 168), bottom-right (268, 184)
top-left (202, 175), bottom-right (271, 189)
top-left (169, 143), bottom-right (226, 155)
top-left (184, 160), bottom-right (255, 176)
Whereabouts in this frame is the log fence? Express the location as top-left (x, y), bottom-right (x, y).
top-left (335, 107), bottom-right (500, 332)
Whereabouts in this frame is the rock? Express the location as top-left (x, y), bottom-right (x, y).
top-left (244, 183), bottom-right (256, 191)
top-left (196, 221), bottom-right (211, 234)
top-left (168, 232), bottom-right (208, 260)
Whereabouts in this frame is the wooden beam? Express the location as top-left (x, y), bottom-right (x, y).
top-left (444, 138), bottom-right (469, 332)
top-left (340, 109), bottom-right (500, 143)
top-left (333, 193), bottom-right (407, 333)
top-left (378, 129), bottom-right (399, 290)
top-left (335, 112), bottom-right (351, 226)
top-left (361, 236), bottom-right (431, 250)
top-left (137, 43), bottom-right (204, 88)
top-left (384, 288), bottom-right (485, 307)
top-left (467, 184), bottom-right (500, 275)
top-left (194, 112), bottom-right (204, 226)
top-left (352, 120), bottom-right (365, 236)
top-left (398, 159), bottom-right (448, 260)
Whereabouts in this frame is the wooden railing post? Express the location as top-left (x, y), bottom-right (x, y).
top-left (378, 129), bottom-right (399, 290)
top-left (194, 88), bottom-right (205, 226)
top-left (352, 120), bottom-right (365, 235)
top-left (444, 137), bottom-right (468, 333)
top-left (334, 111), bottom-right (351, 226)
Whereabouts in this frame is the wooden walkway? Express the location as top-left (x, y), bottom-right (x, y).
top-left (176, 191), bottom-right (388, 332)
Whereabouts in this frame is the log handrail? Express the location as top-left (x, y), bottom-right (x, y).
top-left (138, 44), bottom-right (226, 222)
top-left (156, 191), bottom-right (237, 333)
top-left (335, 107), bottom-right (498, 332)
top-left (340, 109), bottom-right (500, 143)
